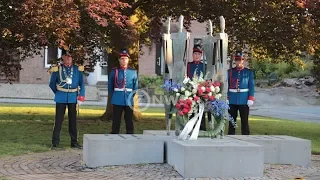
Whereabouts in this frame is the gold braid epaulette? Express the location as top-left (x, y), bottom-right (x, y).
top-left (48, 65), bottom-right (59, 74)
top-left (75, 64), bottom-right (84, 71)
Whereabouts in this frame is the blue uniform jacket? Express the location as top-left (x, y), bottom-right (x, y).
top-left (49, 64), bottom-right (85, 103)
top-left (187, 61), bottom-right (204, 80)
top-left (227, 67), bottom-right (255, 105)
top-left (108, 67), bottom-right (138, 106)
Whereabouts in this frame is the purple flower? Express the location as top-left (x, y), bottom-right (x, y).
top-left (206, 100), bottom-right (236, 126)
top-left (162, 79), bottom-right (184, 92)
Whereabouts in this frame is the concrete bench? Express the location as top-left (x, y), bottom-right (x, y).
top-left (168, 138), bottom-right (264, 178)
top-left (143, 130), bottom-right (176, 163)
top-left (227, 135), bottom-right (311, 167)
top-left (83, 134), bottom-right (164, 168)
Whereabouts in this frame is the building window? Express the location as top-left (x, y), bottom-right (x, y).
top-left (44, 46), bottom-right (62, 68)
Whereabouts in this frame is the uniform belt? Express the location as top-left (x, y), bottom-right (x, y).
top-left (114, 88), bottom-right (133, 92)
top-left (229, 88), bottom-right (249, 92)
top-left (57, 86), bottom-right (78, 92)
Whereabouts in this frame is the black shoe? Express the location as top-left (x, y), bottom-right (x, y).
top-left (51, 144), bottom-right (65, 150)
top-left (71, 143), bottom-right (83, 149)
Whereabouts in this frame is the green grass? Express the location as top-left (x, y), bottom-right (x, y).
top-left (0, 103), bottom-right (319, 157)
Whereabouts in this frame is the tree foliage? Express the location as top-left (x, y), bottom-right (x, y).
top-left (0, 0), bottom-right (130, 81)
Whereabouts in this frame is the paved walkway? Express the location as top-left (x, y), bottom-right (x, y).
top-left (0, 150), bottom-right (319, 180)
top-left (250, 106), bottom-right (320, 123)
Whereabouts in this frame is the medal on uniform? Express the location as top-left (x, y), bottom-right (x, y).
top-left (63, 65), bottom-right (73, 85)
top-left (66, 77), bottom-right (72, 84)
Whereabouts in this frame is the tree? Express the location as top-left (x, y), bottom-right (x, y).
top-left (297, 0), bottom-right (320, 85)
top-left (0, 0), bottom-right (130, 80)
top-left (0, 0), bottom-right (40, 82)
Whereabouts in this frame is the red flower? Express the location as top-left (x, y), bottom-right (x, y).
top-left (182, 108), bottom-right (189, 114)
top-left (186, 99), bottom-right (192, 105)
top-left (178, 111), bottom-right (184, 116)
top-left (178, 99), bottom-right (184, 104)
top-left (203, 94), bottom-right (209, 99)
top-left (197, 89), bottom-right (203, 95)
top-left (215, 82), bottom-right (221, 87)
top-left (209, 96), bottom-right (215, 101)
top-left (175, 103), bottom-right (181, 109)
top-left (206, 87), bottom-right (211, 93)
top-left (193, 96), bottom-right (200, 102)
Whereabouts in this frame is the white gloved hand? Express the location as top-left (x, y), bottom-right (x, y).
top-left (247, 100), bottom-right (254, 107)
top-left (77, 100), bottom-right (83, 106)
top-left (226, 100), bottom-right (229, 104)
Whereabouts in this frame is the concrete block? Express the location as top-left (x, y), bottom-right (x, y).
top-left (169, 138), bottom-right (264, 178)
top-left (143, 130), bottom-right (177, 137)
top-left (143, 130), bottom-right (176, 163)
top-left (142, 130), bottom-right (235, 165)
top-left (227, 135), bottom-right (312, 167)
top-left (83, 134), bottom-right (164, 168)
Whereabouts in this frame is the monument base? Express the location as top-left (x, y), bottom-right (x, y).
top-left (83, 134), bottom-right (164, 168)
top-left (168, 138), bottom-right (264, 178)
top-left (227, 135), bottom-right (312, 167)
top-left (143, 130), bottom-right (177, 137)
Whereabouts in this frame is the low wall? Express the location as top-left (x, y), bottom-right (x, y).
top-left (0, 83), bottom-right (100, 101)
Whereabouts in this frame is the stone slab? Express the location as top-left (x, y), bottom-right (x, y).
top-left (143, 130), bottom-right (177, 137)
top-left (83, 134), bottom-right (164, 168)
top-left (227, 135), bottom-right (312, 167)
top-left (142, 130), bottom-right (235, 165)
top-left (169, 138), bottom-right (264, 178)
top-left (143, 130), bottom-right (208, 137)
top-left (143, 130), bottom-right (176, 163)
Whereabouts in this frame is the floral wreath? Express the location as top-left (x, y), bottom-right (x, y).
top-left (162, 72), bottom-right (236, 139)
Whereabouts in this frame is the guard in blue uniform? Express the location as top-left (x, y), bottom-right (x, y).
top-left (227, 50), bottom-right (255, 135)
top-left (108, 48), bottom-right (138, 134)
top-left (49, 46), bottom-right (85, 149)
top-left (187, 44), bottom-right (211, 131)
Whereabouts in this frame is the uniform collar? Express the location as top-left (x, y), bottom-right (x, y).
top-left (192, 61), bottom-right (202, 64)
top-left (63, 63), bottom-right (72, 68)
top-left (120, 66), bottom-right (127, 70)
top-left (236, 66), bottom-right (244, 71)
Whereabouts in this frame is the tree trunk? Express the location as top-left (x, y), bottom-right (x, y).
top-left (100, 25), bottom-right (142, 121)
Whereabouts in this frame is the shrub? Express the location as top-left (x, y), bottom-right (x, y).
top-left (138, 75), bottom-right (164, 94)
top-left (250, 58), bottom-right (313, 81)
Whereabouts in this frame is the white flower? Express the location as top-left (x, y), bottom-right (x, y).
top-left (185, 90), bottom-right (191, 97)
top-left (181, 87), bottom-right (185, 91)
top-left (201, 87), bottom-right (205, 92)
top-left (183, 77), bottom-right (190, 84)
top-left (215, 87), bottom-right (220, 93)
top-left (188, 97), bottom-right (193, 100)
top-left (173, 88), bottom-right (178, 92)
top-left (210, 86), bottom-right (215, 92)
top-left (215, 94), bottom-right (222, 99)
top-left (192, 101), bottom-right (196, 107)
top-left (192, 89), bottom-right (197, 94)
top-left (193, 84), bottom-right (198, 89)
top-left (208, 92), bottom-right (212, 96)
top-left (176, 93), bottom-right (180, 97)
